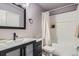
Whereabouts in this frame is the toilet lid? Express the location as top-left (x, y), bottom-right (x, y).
top-left (42, 46), bottom-right (55, 53)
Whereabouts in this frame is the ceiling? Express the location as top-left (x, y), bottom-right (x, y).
top-left (37, 3), bottom-right (73, 11)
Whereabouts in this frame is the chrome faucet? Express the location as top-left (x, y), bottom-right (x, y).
top-left (13, 32), bottom-right (18, 40)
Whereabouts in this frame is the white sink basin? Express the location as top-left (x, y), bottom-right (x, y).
top-left (0, 39), bottom-right (13, 45)
top-left (0, 38), bottom-right (37, 51)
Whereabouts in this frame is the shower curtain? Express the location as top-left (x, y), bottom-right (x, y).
top-left (42, 12), bottom-right (52, 46)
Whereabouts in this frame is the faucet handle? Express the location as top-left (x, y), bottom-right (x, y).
top-left (14, 32), bottom-right (18, 37)
top-left (16, 35), bottom-right (18, 37)
top-left (13, 32), bottom-right (18, 40)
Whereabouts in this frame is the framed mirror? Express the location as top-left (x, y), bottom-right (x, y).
top-left (0, 3), bottom-right (26, 29)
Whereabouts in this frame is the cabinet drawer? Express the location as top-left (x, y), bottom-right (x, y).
top-left (38, 52), bottom-right (42, 56)
top-left (37, 46), bottom-right (42, 51)
top-left (35, 41), bottom-right (42, 56)
top-left (36, 41), bottom-right (42, 46)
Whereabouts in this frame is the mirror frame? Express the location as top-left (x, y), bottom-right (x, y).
top-left (0, 3), bottom-right (26, 29)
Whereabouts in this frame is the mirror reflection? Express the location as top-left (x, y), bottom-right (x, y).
top-left (0, 3), bottom-right (26, 29)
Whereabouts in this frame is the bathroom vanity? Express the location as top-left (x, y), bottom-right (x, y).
top-left (0, 38), bottom-right (42, 56)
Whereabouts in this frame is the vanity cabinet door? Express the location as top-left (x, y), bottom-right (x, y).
top-left (6, 48), bottom-right (20, 56)
top-left (25, 44), bottom-right (33, 56)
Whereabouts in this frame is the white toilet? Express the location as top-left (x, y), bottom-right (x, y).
top-left (42, 45), bottom-right (55, 56)
top-left (42, 43), bottom-right (58, 56)
top-left (42, 43), bottom-right (77, 56)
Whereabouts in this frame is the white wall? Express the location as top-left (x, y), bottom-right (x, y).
top-left (0, 3), bottom-right (43, 40)
top-left (50, 5), bottom-right (79, 55)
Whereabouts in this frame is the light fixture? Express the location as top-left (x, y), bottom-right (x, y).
top-left (29, 19), bottom-right (33, 24)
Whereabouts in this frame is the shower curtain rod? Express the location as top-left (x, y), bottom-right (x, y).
top-left (48, 3), bottom-right (78, 13)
